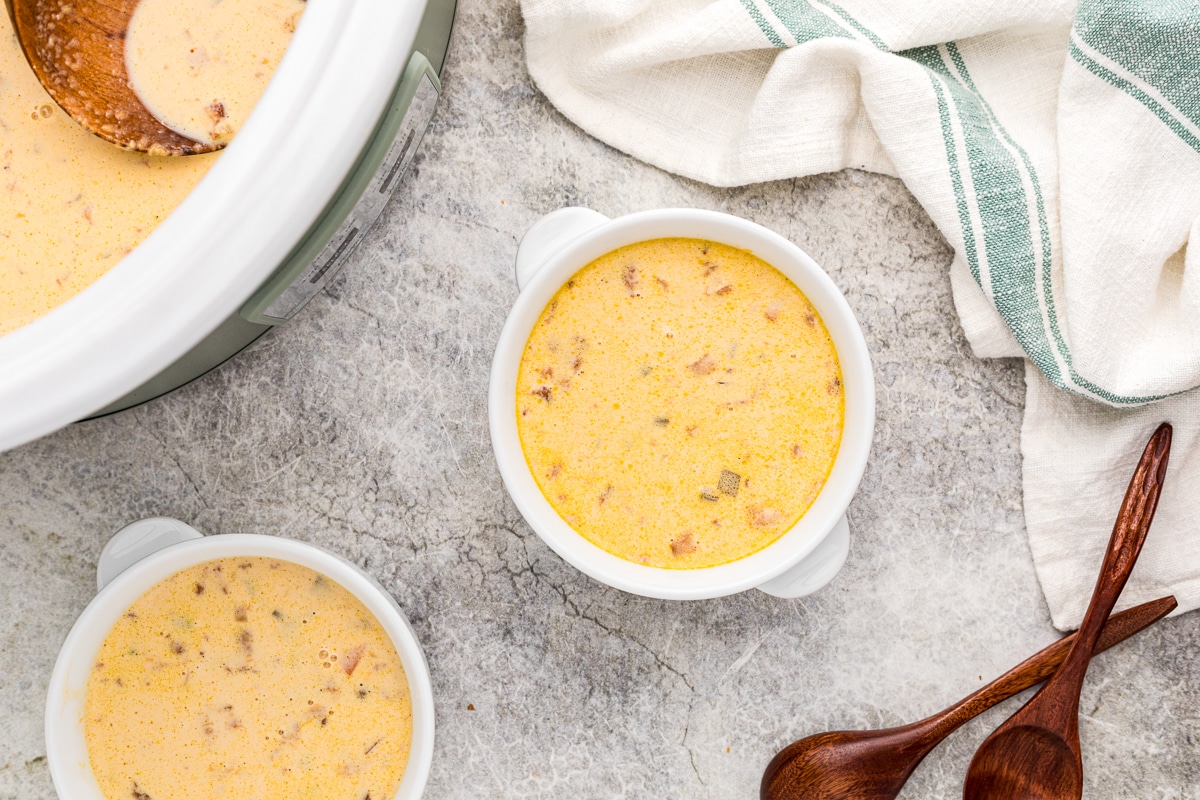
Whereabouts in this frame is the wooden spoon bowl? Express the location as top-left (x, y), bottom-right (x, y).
top-left (4, 0), bottom-right (217, 154)
top-left (967, 726), bottom-right (1080, 800)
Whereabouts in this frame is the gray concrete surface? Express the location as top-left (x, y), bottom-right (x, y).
top-left (1, 1), bottom-right (1196, 797)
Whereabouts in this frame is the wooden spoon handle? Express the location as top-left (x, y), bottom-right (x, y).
top-left (1054, 423), bottom-right (1171, 689)
top-left (923, 595), bottom-right (1176, 743)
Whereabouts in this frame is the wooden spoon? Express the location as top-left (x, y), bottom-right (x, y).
top-left (962, 422), bottom-right (1171, 800)
top-left (759, 595), bottom-right (1177, 800)
top-left (4, 0), bottom-right (217, 155)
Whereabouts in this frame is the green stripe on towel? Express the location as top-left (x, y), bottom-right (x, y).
top-left (821, 1), bottom-right (888, 50)
top-left (737, 0), bottom-right (787, 48)
top-left (1075, 0), bottom-right (1200, 128)
top-left (761, 0), bottom-right (854, 44)
top-left (742, 1), bottom-right (888, 51)
top-left (1069, 37), bottom-right (1200, 156)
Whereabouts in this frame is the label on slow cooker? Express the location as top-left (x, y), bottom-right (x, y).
top-left (264, 73), bottom-right (440, 320)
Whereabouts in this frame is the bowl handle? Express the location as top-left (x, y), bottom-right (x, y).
top-left (755, 515), bottom-right (850, 598)
top-left (96, 517), bottom-right (204, 591)
top-left (514, 207), bottom-right (610, 291)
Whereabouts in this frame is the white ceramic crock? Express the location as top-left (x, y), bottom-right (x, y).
top-left (45, 517), bottom-right (435, 800)
top-left (489, 208), bottom-right (876, 601)
top-left (0, 0), bottom-right (431, 452)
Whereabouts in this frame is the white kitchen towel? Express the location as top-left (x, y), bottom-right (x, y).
top-left (519, 0), bottom-right (1200, 629)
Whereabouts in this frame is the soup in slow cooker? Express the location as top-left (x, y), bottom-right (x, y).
top-left (127, 0), bottom-right (305, 146)
top-left (0, 0), bottom-right (303, 336)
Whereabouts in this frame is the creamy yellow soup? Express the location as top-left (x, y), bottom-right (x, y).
top-left (0, 0), bottom-right (301, 336)
top-left (517, 238), bottom-right (844, 569)
top-left (126, 0), bottom-right (306, 145)
top-left (84, 557), bottom-right (413, 800)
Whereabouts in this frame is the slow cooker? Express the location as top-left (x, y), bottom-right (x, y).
top-left (0, 0), bottom-right (456, 451)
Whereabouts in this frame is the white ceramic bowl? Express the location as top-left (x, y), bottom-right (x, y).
top-left (45, 518), bottom-right (435, 800)
top-left (489, 208), bottom-right (875, 600)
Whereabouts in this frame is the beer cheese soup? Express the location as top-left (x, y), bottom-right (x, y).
top-left (84, 557), bottom-right (412, 800)
top-left (126, 0), bottom-right (306, 145)
top-left (0, 0), bottom-right (302, 336)
top-left (516, 238), bottom-right (844, 569)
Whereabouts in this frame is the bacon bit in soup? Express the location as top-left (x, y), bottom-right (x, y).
top-left (342, 644), bottom-right (366, 676)
top-left (749, 507), bottom-right (783, 527)
top-left (671, 532), bottom-right (697, 556)
top-left (623, 264), bottom-right (640, 296)
top-left (532, 386), bottom-right (553, 403)
top-left (765, 301), bottom-right (783, 321)
top-left (689, 354), bottom-right (716, 375)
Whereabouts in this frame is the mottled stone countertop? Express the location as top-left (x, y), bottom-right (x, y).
top-left (1, 1), bottom-right (1197, 798)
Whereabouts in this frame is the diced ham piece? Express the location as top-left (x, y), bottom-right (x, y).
top-left (342, 644), bottom-right (366, 676)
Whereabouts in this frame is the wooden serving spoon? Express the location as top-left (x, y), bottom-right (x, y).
top-left (4, 0), bottom-right (217, 154)
top-left (759, 595), bottom-right (1177, 800)
top-left (962, 422), bottom-right (1172, 800)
